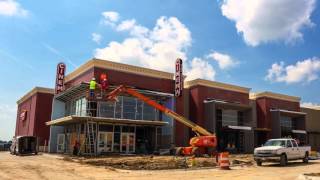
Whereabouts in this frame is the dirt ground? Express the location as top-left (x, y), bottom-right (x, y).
top-left (1, 152), bottom-right (320, 180)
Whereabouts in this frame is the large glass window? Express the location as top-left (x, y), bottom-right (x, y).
top-left (99, 101), bottom-right (115, 118)
top-left (280, 116), bottom-right (293, 129)
top-left (222, 109), bottom-right (238, 126)
top-left (143, 103), bottom-right (157, 120)
top-left (123, 96), bottom-right (136, 119)
top-left (97, 95), bottom-right (163, 121)
top-left (75, 97), bottom-right (87, 116)
top-left (115, 97), bottom-right (122, 119)
top-left (136, 100), bottom-right (143, 120)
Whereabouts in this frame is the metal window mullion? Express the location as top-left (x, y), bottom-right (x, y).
top-left (121, 96), bottom-right (123, 119)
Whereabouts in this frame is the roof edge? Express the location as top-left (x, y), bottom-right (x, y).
top-left (17, 87), bottom-right (54, 104)
top-left (184, 78), bottom-right (251, 94)
top-left (250, 91), bottom-right (300, 102)
top-left (64, 58), bottom-right (174, 83)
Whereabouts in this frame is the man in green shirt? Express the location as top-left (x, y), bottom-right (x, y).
top-left (89, 77), bottom-right (96, 98)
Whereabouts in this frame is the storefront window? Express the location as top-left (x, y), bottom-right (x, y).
top-left (75, 97), bottom-right (87, 116)
top-left (221, 109), bottom-right (238, 126)
top-left (99, 101), bottom-right (115, 118)
top-left (123, 96), bottom-right (136, 119)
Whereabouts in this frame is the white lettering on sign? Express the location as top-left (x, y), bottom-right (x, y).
top-left (55, 62), bottom-right (66, 94)
top-left (175, 58), bottom-right (183, 97)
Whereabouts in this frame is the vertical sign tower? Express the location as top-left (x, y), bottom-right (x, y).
top-left (175, 58), bottom-right (183, 97)
top-left (55, 62), bottom-right (66, 94)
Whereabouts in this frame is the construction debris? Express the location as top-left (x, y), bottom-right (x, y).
top-left (62, 154), bottom-right (255, 170)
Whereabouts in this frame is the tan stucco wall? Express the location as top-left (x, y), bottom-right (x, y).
top-left (301, 107), bottom-right (320, 132)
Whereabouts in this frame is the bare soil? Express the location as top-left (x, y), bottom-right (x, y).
top-left (64, 155), bottom-right (219, 170)
top-left (1, 151), bottom-right (320, 180)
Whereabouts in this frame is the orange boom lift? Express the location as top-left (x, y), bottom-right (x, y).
top-left (105, 85), bottom-right (217, 156)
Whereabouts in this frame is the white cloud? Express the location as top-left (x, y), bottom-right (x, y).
top-left (0, 0), bottom-right (28, 17)
top-left (95, 14), bottom-right (216, 81)
top-left (301, 102), bottom-right (320, 108)
top-left (207, 51), bottom-right (237, 69)
top-left (221, 0), bottom-right (316, 46)
top-left (266, 57), bottom-right (320, 84)
top-left (185, 57), bottom-right (216, 81)
top-left (101, 11), bottom-right (119, 26)
top-left (92, 33), bottom-right (102, 44)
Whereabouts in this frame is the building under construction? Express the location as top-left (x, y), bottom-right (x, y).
top-left (15, 58), bottom-right (320, 155)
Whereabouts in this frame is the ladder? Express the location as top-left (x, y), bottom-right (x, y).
top-left (86, 121), bottom-right (97, 155)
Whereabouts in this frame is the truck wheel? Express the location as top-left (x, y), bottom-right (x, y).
top-left (175, 147), bottom-right (183, 156)
top-left (256, 160), bottom-right (262, 166)
top-left (280, 154), bottom-right (287, 166)
top-left (303, 152), bottom-right (309, 163)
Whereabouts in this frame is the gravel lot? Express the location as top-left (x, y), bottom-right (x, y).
top-left (0, 152), bottom-right (319, 180)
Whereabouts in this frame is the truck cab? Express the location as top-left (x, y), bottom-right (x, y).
top-left (254, 138), bottom-right (310, 166)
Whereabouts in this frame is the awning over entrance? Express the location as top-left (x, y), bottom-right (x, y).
top-left (292, 130), bottom-right (307, 134)
top-left (46, 116), bottom-right (168, 126)
top-left (204, 99), bottom-right (251, 111)
top-left (55, 83), bottom-right (88, 102)
top-left (270, 109), bottom-right (306, 117)
top-left (227, 125), bottom-right (252, 131)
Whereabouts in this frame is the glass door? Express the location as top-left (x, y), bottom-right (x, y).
top-left (57, 134), bottom-right (65, 153)
top-left (128, 133), bottom-right (135, 153)
top-left (98, 132), bottom-right (113, 153)
top-left (121, 133), bottom-right (128, 153)
top-left (121, 133), bottom-right (135, 153)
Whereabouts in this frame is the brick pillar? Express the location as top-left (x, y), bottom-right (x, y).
top-left (174, 89), bottom-right (189, 147)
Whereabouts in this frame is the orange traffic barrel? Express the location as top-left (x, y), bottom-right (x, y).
top-left (218, 152), bottom-right (230, 170)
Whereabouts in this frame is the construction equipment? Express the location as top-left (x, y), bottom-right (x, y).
top-left (105, 85), bottom-right (217, 156)
top-left (85, 121), bottom-right (97, 155)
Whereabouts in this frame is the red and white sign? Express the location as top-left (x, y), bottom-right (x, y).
top-left (19, 110), bottom-right (27, 121)
top-left (55, 62), bottom-right (66, 94)
top-left (175, 58), bottom-right (183, 97)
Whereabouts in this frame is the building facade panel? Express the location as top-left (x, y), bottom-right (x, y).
top-left (15, 88), bottom-right (54, 146)
top-left (34, 93), bottom-right (54, 145)
top-left (94, 67), bottom-right (175, 94)
top-left (15, 95), bottom-right (37, 137)
top-left (254, 95), bottom-right (305, 146)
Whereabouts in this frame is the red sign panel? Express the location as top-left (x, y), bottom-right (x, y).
top-left (55, 62), bottom-right (66, 94)
top-left (19, 110), bottom-right (27, 121)
top-left (175, 58), bottom-right (183, 97)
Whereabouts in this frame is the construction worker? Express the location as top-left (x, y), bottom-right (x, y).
top-left (100, 73), bottom-right (109, 90)
top-left (89, 77), bottom-right (97, 98)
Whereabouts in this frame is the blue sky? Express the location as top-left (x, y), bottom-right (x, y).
top-left (1, 0), bottom-right (320, 140)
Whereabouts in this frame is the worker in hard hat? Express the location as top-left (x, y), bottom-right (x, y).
top-left (89, 77), bottom-right (97, 98)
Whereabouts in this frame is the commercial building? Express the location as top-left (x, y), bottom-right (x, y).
top-left (301, 106), bottom-right (320, 151)
top-left (186, 79), bottom-right (256, 153)
top-left (15, 58), bottom-right (320, 155)
top-left (47, 59), bottom-right (175, 154)
top-left (251, 92), bottom-right (307, 146)
top-left (15, 87), bottom-right (54, 149)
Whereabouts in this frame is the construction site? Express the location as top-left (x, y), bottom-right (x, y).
top-left (8, 58), bottom-right (320, 179)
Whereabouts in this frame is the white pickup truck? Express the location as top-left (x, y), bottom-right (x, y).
top-left (254, 138), bottom-right (311, 166)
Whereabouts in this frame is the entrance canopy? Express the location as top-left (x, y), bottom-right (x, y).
top-left (270, 109), bottom-right (306, 118)
top-left (46, 116), bottom-right (168, 126)
top-left (204, 99), bottom-right (251, 111)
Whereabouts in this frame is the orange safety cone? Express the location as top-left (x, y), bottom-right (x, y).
top-left (218, 152), bottom-right (230, 170)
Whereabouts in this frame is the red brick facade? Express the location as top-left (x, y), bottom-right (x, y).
top-left (16, 90), bottom-right (53, 145)
top-left (188, 85), bottom-right (250, 127)
top-left (256, 97), bottom-right (300, 129)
